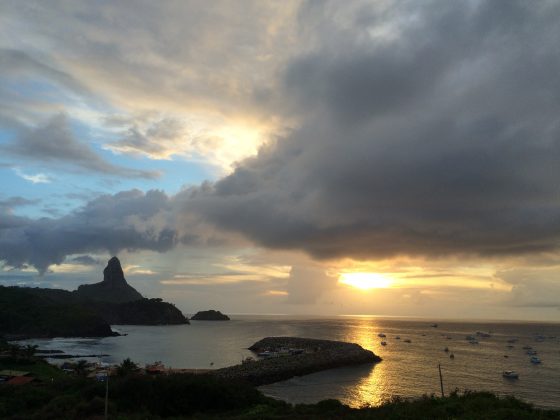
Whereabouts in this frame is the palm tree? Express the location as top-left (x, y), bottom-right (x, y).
top-left (75, 360), bottom-right (89, 376)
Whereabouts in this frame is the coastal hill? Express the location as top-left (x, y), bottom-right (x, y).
top-left (75, 256), bottom-right (143, 303)
top-left (0, 257), bottom-right (188, 338)
top-left (191, 310), bottom-right (230, 321)
top-left (0, 285), bottom-right (116, 338)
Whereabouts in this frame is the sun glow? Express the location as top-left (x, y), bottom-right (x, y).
top-left (339, 272), bottom-right (393, 290)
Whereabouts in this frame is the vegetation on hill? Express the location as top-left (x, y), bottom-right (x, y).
top-left (89, 298), bottom-right (188, 325)
top-left (0, 286), bottom-right (114, 338)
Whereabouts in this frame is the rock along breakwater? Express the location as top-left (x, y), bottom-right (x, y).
top-left (214, 337), bottom-right (381, 386)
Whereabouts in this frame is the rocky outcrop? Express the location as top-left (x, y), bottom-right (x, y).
top-left (214, 337), bottom-right (381, 386)
top-left (191, 310), bottom-right (230, 321)
top-left (75, 257), bottom-right (144, 303)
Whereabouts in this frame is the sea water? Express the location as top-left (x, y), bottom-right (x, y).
top-left (20, 316), bottom-right (560, 409)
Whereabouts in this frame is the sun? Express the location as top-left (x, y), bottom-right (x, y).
top-left (338, 272), bottom-right (393, 290)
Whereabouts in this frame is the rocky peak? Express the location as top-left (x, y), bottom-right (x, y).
top-left (75, 256), bottom-right (143, 303)
top-left (103, 256), bottom-right (126, 286)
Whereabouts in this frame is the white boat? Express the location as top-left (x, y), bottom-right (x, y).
top-left (502, 371), bottom-right (519, 379)
top-left (530, 356), bottom-right (541, 364)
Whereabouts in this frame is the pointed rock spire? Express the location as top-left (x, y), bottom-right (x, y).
top-left (103, 256), bottom-right (126, 286)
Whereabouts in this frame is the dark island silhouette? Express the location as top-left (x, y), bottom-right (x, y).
top-left (191, 310), bottom-right (230, 321)
top-left (0, 257), bottom-right (188, 339)
top-left (75, 256), bottom-right (143, 303)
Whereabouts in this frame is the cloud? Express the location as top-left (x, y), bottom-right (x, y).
top-left (4, 114), bottom-right (159, 179)
top-left (186, 0), bottom-right (560, 261)
top-left (0, 196), bottom-right (41, 212)
top-left (286, 265), bottom-right (337, 304)
top-left (13, 168), bottom-right (52, 184)
top-left (0, 189), bottom-right (184, 273)
top-left (67, 255), bottom-right (101, 266)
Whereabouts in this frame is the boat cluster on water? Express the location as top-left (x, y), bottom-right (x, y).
top-left (253, 347), bottom-right (306, 360)
top-left (376, 325), bottom-right (554, 383)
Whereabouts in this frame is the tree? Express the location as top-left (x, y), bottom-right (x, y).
top-left (117, 358), bottom-right (139, 376)
top-left (75, 360), bottom-right (89, 376)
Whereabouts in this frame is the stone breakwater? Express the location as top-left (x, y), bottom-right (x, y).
top-left (213, 337), bottom-right (381, 386)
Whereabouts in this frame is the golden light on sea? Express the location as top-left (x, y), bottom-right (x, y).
top-left (338, 272), bottom-right (393, 290)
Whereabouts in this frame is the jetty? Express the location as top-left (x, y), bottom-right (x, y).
top-left (214, 337), bottom-right (381, 386)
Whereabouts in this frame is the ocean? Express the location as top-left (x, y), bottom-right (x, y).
top-left (19, 316), bottom-right (560, 409)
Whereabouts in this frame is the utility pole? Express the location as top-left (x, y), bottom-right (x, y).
top-left (104, 371), bottom-right (109, 419)
top-left (438, 363), bottom-right (444, 397)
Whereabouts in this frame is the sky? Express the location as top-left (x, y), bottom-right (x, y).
top-left (1, 0), bottom-right (560, 321)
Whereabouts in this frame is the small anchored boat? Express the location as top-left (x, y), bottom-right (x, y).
top-left (502, 370), bottom-right (519, 379)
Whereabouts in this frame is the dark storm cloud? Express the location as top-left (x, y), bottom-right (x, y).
top-left (0, 190), bottom-right (184, 273)
top-left (0, 196), bottom-right (41, 212)
top-left (3, 114), bottom-right (159, 179)
top-left (68, 255), bottom-right (101, 266)
top-left (187, 0), bottom-right (560, 260)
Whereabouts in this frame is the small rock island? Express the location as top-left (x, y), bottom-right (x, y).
top-left (214, 336), bottom-right (380, 385)
top-left (191, 310), bottom-right (230, 321)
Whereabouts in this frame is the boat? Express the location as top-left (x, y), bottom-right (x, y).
top-left (378, 333), bottom-right (386, 338)
top-left (449, 353), bottom-right (455, 359)
top-left (404, 339), bottom-right (412, 343)
top-left (502, 371), bottom-right (519, 379)
top-left (431, 323), bottom-right (438, 328)
top-left (381, 341), bottom-right (387, 346)
top-left (466, 335), bottom-right (476, 341)
top-left (522, 345), bottom-right (532, 350)
top-left (395, 336), bottom-right (401, 340)
top-left (257, 351), bottom-right (277, 358)
top-left (526, 350), bottom-right (537, 355)
top-left (530, 356), bottom-right (541, 364)
top-left (444, 347), bottom-right (449, 353)
top-left (469, 340), bottom-right (479, 345)
top-left (476, 331), bottom-right (491, 338)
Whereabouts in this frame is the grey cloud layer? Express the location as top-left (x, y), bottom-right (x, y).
top-left (0, 190), bottom-right (182, 273)
top-left (2, 1), bottom-right (560, 274)
top-left (188, 0), bottom-right (560, 260)
top-left (3, 114), bottom-right (159, 179)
